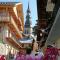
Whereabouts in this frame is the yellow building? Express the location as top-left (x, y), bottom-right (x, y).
top-left (0, 2), bottom-right (24, 55)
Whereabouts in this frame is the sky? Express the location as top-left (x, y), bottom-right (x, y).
top-left (0, 0), bottom-right (38, 27)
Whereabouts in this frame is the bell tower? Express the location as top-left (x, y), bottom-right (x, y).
top-left (24, 3), bottom-right (32, 37)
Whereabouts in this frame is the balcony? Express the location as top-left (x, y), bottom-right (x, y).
top-left (0, 12), bottom-right (10, 22)
top-left (6, 32), bottom-right (22, 50)
top-left (0, 12), bottom-right (23, 39)
top-left (8, 8), bottom-right (23, 31)
top-left (6, 16), bottom-right (23, 39)
top-left (0, 16), bottom-right (10, 22)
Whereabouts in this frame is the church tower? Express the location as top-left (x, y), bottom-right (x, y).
top-left (24, 3), bottom-right (32, 37)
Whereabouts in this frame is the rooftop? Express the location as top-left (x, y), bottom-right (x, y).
top-left (0, 2), bottom-right (20, 5)
top-left (18, 37), bottom-right (33, 43)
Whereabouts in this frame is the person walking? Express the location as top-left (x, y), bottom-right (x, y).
top-left (43, 45), bottom-right (59, 60)
top-left (15, 51), bottom-right (25, 60)
top-left (0, 55), bottom-right (6, 60)
top-left (25, 47), bottom-right (34, 60)
top-left (35, 48), bottom-right (44, 60)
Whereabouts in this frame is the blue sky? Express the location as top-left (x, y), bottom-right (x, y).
top-left (0, 0), bottom-right (38, 27)
top-left (21, 0), bottom-right (38, 27)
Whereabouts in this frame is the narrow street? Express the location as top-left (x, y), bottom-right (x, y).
top-left (0, 0), bottom-right (60, 60)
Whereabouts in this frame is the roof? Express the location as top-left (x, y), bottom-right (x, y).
top-left (18, 37), bottom-right (33, 43)
top-left (0, 2), bottom-right (19, 5)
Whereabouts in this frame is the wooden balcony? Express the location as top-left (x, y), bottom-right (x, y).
top-left (0, 16), bottom-right (10, 23)
top-left (0, 15), bottom-right (23, 39)
top-left (6, 37), bottom-right (21, 50)
top-left (0, 2), bottom-right (24, 31)
top-left (8, 7), bottom-right (23, 31)
top-left (5, 32), bottom-right (22, 50)
top-left (7, 16), bottom-right (23, 39)
top-left (0, 16), bottom-right (9, 20)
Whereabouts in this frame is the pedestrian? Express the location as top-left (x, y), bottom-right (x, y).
top-left (35, 53), bottom-right (38, 60)
top-left (58, 49), bottom-right (60, 60)
top-left (34, 48), bottom-right (44, 60)
top-left (43, 45), bottom-right (59, 60)
top-left (38, 49), bottom-right (44, 60)
top-left (25, 47), bottom-right (33, 60)
top-left (15, 51), bottom-right (25, 60)
top-left (0, 55), bottom-right (6, 60)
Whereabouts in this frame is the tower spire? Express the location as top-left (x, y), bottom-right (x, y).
top-left (28, 2), bottom-right (29, 10)
top-left (24, 2), bottom-right (32, 36)
top-left (27, 2), bottom-right (30, 13)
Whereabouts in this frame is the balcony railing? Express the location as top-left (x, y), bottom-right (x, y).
top-left (10, 16), bottom-right (23, 38)
top-left (0, 16), bottom-right (10, 21)
top-left (9, 32), bottom-right (17, 41)
top-left (7, 32), bottom-right (21, 47)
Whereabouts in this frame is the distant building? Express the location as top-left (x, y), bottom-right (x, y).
top-left (24, 3), bottom-right (32, 37)
top-left (19, 3), bottom-right (33, 49)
